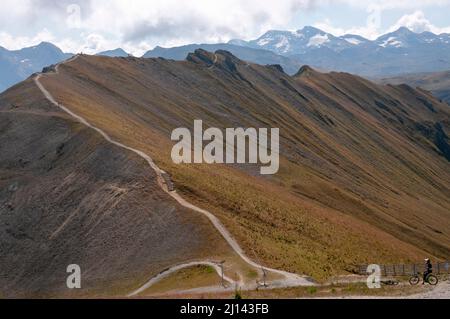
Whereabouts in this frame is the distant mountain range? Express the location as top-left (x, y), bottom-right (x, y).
top-left (1, 26), bottom-right (450, 93)
top-left (230, 26), bottom-right (450, 77)
top-left (145, 26), bottom-right (450, 77)
top-left (0, 42), bottom-right (72, 93)
top-left (230, 26), bottom-right (361, 55)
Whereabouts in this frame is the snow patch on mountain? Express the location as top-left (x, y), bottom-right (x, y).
top-left (380, 37), bottom-right (403, 48)
top-left (292, 30), bottom-right (305, 38)
top-left (344, 37), bottom-right (362, 45)
top-left (275, 36), bottom-right (291, 53)
top-left (257, 38), bottom-right (271, 46)
top-left (307, 34), bottom-right (329, 47)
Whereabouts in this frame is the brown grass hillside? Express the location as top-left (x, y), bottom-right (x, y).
top-left (37, 51), bottom-right (450, 279)
top-left (1, 50), bottom-right (449, 296)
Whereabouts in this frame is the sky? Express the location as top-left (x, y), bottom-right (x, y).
top-left (1, 0), bottom-right (450, 56)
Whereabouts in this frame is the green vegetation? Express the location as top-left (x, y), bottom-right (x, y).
top-left (307, 287), bottom-right (317, 294)
top-left (205, 266), bottom-right (215, 274)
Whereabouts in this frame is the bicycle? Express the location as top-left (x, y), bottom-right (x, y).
top-left (409, 273), bottom-right (438, 285)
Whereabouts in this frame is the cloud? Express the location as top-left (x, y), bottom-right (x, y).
top-left (326, 0), bottom-right (450, 10)
top-left (0, 0), bottom-right (318, 54)
top-left (313, 0), bottom-right (450, 39)
top-left (313, 20), bottom-right (381, 40)
top-left (0, 0), bottom-right (92, 30)
top-left (1, 0), bottom-right (450, 55)
top-left (86, 0), bottom-right (313, 46)
top-left (315, 8), bottom-right (450, 40)
top-left (0, 29), bottom-right (54, 50)
top-left (388, 10), bottom-right (450, 34)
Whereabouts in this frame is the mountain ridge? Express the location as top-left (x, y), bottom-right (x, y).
top-left (97, 48), bottom-right (130, 57)
top-left (2, 51), bottom-right (449, 296)
top-left (380, 70), bottom-right (450, 105)
top-left (2, 26), bottom-right (450, 93)
top-left (143, 43), bottom-right (302, 74)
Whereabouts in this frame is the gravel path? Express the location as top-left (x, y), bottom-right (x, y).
top-left (405, 280), bottom-right (450, 299)
top-left (35, 56), bottom-right (315, 297)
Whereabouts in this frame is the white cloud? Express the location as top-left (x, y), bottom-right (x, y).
top-left (83, 0), bottom-right (312, 49)
top-left (315, 9), bottom-right (450, 40)
top-left (0, 29), bottom-right (54, 50)
top-left (0, 0), bottom-right (314, 55)
top-left (313, 20), bottom-right (381, 40)
top-left (387, 10), bottom-right (450, 34)
top-left (1, 0), bottom-right (450, 54)
top-left (327, 0), bottom-right (450, 10)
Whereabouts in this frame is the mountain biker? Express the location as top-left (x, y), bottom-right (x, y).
top-left (423, 258), bottom-right (433, 284)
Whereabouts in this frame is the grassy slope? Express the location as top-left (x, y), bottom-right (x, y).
top-left (40, 53), bottom-right (450, 280)
top-left (0, 79), bottom-right (232, 297)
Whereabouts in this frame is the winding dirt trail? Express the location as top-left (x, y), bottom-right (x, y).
top-left (127, 261), bottom-right (235, 297)
top-left (34, 55), bottom-right (315, 297)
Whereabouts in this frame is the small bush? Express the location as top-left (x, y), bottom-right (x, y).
top-left (307, 287), bottom-right (317, 294)
top-left (205, 266), bottom-right (215, 274)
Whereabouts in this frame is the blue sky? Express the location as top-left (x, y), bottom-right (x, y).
top-left (1, 0), bottom-right (449, 56)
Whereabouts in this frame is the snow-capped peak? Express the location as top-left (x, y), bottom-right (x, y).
top-left (230, 26), bottom-right (450, 57)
